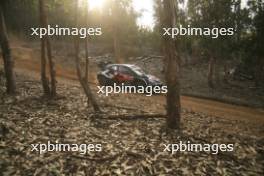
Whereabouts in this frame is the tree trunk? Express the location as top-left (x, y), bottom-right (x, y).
top-left (223, 63), bottom-right (229, 84)
top-left (84, 1), bottom-right (89, 83)
top-left (113, 29), bottom-right (122, 63)
top-left (84, 1), bottom-right (90, 105)
top-left (0, 6), bottom-right (16, 94)
top-left (46, 38), bottom-right (56, 96)
top-left (84, 39), bottom-right (89, 82)
top-left (162, 0), bottom-right (181, 129)
top-left (255, 57), bottom-right (264, 87)
top-left (235, 0), bottom-right (242, 43)
top-left (40, 38), bottom-right (50, 95)
top-left (208, 56), bottom-right (215, 89)
top-left (74, 37), bottom-right (101, 112)
top-left (112, 1), bottom-right (122, 63)
top-left (214, 59), bottom-right (221, 85)
top-left (74, 1), bottom-right (101, 113)
top-left (39, 0), bottom-right (56, 97)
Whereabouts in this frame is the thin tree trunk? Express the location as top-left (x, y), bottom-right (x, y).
top-left (84, 1), bottom-right (89, 105)
top-left (214, 59), bottom-right (221, 85)
top-left (39, 0), bottom-right (56, 97)
top-left (74, 1), bottom-right (101, 112)
top-left (255, 57), bottom-right (263, 87)
top-left (39, 0), bottom-right (50, 95)
top-left (74, 37), bottom-right (101, 112)
top-left (40, 38), bottom-right (50, 95)
top-left (0, 6), bottom-right (16, 94)
top-left (113, 29), bottom-right (122, 63)
top-left (235, 0), bottom-right (242, 43)
top-left (46, 38), bottom-right (56, 96)
top-left (112, 1), bottom-right (122, 63)
top-left (162, 0), bottom-right (181, 129)
top-left (208, 56), bottom-right (215, 89)
top-left (223, 63), bottom-right (229, 84)
top-left (84, 39), bottom-right (89, 82)
top-left (84, 1), bottom-right (89, 83)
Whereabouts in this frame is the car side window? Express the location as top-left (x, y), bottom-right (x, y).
top-left (110, 66), bottom-right (117, 71)
top-left (118, 66), bottom-right (134, 76)
top-left (108, 66), bottom-right (117, 74)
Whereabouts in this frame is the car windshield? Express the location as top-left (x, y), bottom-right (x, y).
top-left (131, 65), bottom-right (146, 76)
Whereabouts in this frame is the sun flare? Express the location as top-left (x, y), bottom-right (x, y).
top-left (88, 0), bottom-right (105, 10)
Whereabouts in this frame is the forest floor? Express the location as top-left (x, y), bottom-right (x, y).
top-left (0, 39), bottom-right (264, 175)
top-left (0, 71), bottom-right (264, 175)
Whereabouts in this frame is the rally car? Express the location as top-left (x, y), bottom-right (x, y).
top-left (97, 64), bottom-right (163, 87)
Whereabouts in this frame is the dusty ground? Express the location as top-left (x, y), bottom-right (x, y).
top-left (6, 38), bottom-right (264, 108)
top-left (3, 41), bottom-right (264, 125)
top-left (0, 40), bottom-right (264, 175)
top-left (0, 71), bottom-right (264, 175)
top-left (132, 57), bottom-right (264, 108)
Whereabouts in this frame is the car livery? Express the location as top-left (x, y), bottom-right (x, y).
top-left (97, 64), bottom-right (163, 87)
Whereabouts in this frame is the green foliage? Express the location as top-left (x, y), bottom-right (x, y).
top-left (187, 0), bottom-right (237, 60)
top-left (3, 0), bottom-right (151, 57)
top-left (3, 0), bottom-right (264, 65)
top-left (3, 0), bottom-right (38, 35)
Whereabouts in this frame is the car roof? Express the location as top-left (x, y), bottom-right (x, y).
top-left (107, 64), bottom-right (136, 69)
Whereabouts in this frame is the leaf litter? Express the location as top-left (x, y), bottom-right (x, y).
top-left (0, 74), bottom-right (264, 175)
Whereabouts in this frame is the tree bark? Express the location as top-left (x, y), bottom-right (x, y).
top-left (223, 63), bottom-right (229, 84)
top-left (74, 37), bottom-right (101, 113)
top-left (112, 1), bottom-right (122, 63)
top-left (208, 56), bottom-right (215, 89)
top-left (255, 57), bottom-right (264, 87)
top-left (39, 0), bottom-right (56, 97)
top-left (113, 29), bottom-right (122, 63)
top-left (162, 0), bottom-right (181, 129)
top-left (46, 37), bottom-right (56, 96)
top-left (235, 0), bottom-right (242, 43)
top-left (84, 1), bottom-right (90, 105)
top-left (84, 40), bottom-right (89, 82)
top-left (214, 58), bottom-right (221, 85)
top-left (74, 1), bottom-right (101, 113)
top-left (40, 38), bottom-right (50, 95)
top-left (0, 6), bottom-right (16, 94)
top-left (84, 1), bottom-right (89, 83)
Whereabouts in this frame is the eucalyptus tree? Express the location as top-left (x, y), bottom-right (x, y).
top-left (74, 0), bottom-right (101, 112)
top-left (39, 0), bottom-right (57, 97)
top-left (248, 0), bottom-right (264, 86)
top-left (0, 1), bottom-right (16, 94)
top-left (162, 0), bottom-right (182, 129)
top-left (187, 0), bottom-right (236, 88)
top-left (101, 0), bottom-right (139, 62)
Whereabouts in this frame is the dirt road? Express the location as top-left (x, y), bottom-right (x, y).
top-left (181, 96), bottom-right (264, 123)
top-left (2, 56), bottom-right (264, 124)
